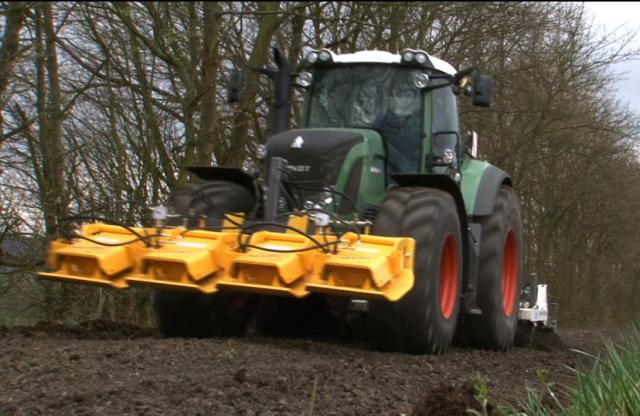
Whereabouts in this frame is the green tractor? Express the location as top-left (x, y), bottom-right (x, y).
top-left (40, 47), bottom-right (555, 353)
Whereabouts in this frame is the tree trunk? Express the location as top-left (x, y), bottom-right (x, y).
top-left (33, 3), bottom-right (67, 236)
top-left (223, 2), bottom-right (281, 168)
top-left (0, 2), bottom-right (28, 144)
top-left (194, 1), bottom-right (221, 167)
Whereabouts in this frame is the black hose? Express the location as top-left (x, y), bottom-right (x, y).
top-left (240, 240), bottom-right (340, 253)
top-left (58, 232), bottom-right (162, 247)
top-left (304, 208), bottom-right (361, 241)
top-left (276, 168), bottom-right (356, 214)
top-left (237, 221), bottom-right (332, 254)
top-left (59, 216), bottom-right (153, 247)
top-left (292, 184), bottom-right (358, 215)
top-left (179, 226), bottom-right (242, 237)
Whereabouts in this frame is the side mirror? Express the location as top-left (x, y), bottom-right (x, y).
top-left (472, 74), bottom-right (492, 107)
top-left (226, 69), bottom-right (244, 104)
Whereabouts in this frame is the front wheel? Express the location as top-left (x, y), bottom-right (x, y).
top-left (153, 180), bottom-right (258, 338)
top-left (368, 188), bottom-right (463, 354)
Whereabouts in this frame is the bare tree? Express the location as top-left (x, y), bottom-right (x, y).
top-left (0, 1), bottom-right (29, 149)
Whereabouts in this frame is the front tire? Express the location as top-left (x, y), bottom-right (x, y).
top-left (368, 187), bottom-right (463, 354)
top-left (153, 180), bottom-right (258, 338)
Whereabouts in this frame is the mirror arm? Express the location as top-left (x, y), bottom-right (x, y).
top-left (452, 67), bottom-right (477, 85)
top-left (420, 82), bottom-right (453, 93)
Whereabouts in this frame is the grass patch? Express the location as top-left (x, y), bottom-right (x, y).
top-left (487, 327), bottom-right (640, 415)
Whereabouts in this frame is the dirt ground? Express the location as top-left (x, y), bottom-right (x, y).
top-left (0, 320), bottom-right (627, 416)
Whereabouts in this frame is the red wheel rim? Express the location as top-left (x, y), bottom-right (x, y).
top-left (439, 234), bottom-right (459, 319)
top-left (502, 230), bottom-right (517, 316)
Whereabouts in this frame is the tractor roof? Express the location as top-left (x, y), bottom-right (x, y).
top-left (328, 50), bottom-right (457, 76)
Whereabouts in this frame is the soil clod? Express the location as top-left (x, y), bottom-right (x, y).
top-left (411, 381), bottom-right (484, 416)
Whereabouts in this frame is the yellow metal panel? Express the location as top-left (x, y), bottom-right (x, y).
top-left (306, 269), bottom-right (413, 301)
top-left (54, 245), bottom-right (132, 277)
top-left (38, 271), bottom-right (129, 289)
top-left (220, 229), bottom-right (311, 297)
top-left (143, 249), bottom-right (217, 281)
top-left (286, 214), bottom-right (309, 234)
top-left (38, 224), bottom-right (143, 289)
top-left (125, 273), bottom-right (217, 293)
top-left (125, 230), bottom-right (232, 291)
top-left (38, 217), bottom-right (416, 302)
top-left (232, 251), bottom-right (304, 284)
top-left (307, 233), bottom-right (415, 301)
top-left (216, 280), bottom-right (305, 297)
top-left (222, 213), bottom-right (245, 230)
top-left (325, 253), bottom-right (392, 288)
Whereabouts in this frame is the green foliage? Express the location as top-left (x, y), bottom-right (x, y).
top-left (502, 327), bottom-right (640, 415)
top-left (468, 374), bottom-right (492, 416)
top-left (469, 374), bottom-right (526, 416)
top-left (562, 328), bottom-right (640, 416)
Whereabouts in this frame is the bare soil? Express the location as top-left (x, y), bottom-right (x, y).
top-left (0, 321), bottom-right (626, 416)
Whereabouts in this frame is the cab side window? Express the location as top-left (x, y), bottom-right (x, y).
top-left (430, 85), bottom-right (460, 170)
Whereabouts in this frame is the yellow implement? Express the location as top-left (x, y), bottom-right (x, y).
top-left (38, 215), bottom-right (416, 301)
top-left (124, 228), bottom-right (237, 293)
top-left (218, 230), bottom-right (318, 297)
top-left (307, 232), bottom-right (415, 301)
top-left (39, 223), bottom-right (148, 289)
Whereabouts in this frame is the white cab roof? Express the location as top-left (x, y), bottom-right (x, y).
top-left (329, 50), bottom-right (457, 76)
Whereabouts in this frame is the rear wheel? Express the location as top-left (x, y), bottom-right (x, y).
top-left (152, 180), bottom-right (258, 338)
top-left (368, 187), bottom-right (462, 354)
top-left (464, 185), bottom-right (523, 350)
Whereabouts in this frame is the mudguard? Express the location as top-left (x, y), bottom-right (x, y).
top-left (390, 173), bottom-right (467, 230)
top-left (460, 160), bottom-right (512, 217)
top-left (186, 166), bottom-right (256, 197)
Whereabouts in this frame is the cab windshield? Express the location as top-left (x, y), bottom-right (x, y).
top-left (306, 65), bottom-right (422, 128)
top-left (305, 64), bottom-right (424, 173)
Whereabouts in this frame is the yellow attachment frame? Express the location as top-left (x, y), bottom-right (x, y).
top-left (38, 215), bottom-right (415, 302)
top-left (40, 223), bottom-right (147, 289)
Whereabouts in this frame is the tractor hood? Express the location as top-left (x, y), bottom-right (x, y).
top-left (264, 128), bottom-right (388, 216)
top-left (265, 128), bottom-right (364, 186)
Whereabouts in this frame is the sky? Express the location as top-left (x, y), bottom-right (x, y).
top-left (582, 2), bottom-right (640, 115)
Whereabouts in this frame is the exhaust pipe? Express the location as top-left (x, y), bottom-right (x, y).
top-left (270, 48), bottom-right (291, 135)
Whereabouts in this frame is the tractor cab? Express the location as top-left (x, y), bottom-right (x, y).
top-left (297, 50), bottom-right (467, 178)
top-left (261, 49), bottom-right (491, 219)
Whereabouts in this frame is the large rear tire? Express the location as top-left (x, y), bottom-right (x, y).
top-left (152, 180), bottom-right (258, 338)
top-left (464, 185), bottom-right (523, 350)
top-left (368, 187), bottom-right (462, 354)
